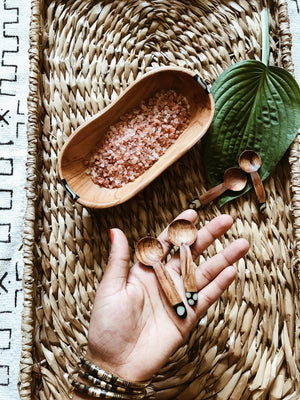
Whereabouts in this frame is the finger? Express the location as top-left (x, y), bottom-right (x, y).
top-left (190, 214), bottom-right (234, 259)
top-left (196, 266), bottom-right (237, 316)
top-left (101, 228), bottom-right (131, 291)
top-left (195, 238), bottom-right (249, 291)
top-left (157, 209), bottom-right (198, 256)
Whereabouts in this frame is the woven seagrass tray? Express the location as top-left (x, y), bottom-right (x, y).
top-left (19, 0), bottom-right (300, 399)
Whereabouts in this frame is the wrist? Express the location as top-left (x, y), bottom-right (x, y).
top-left (69, 350), bottom-right (151, 399)
top-left (84, 345), bottom-right (153, 383)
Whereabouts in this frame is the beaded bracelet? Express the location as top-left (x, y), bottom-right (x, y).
top-left (69, 352), bottom-right (151, 399)
top-left (77, 369), bottom-right (147, 395)
top-left (77, 353), bottom-right (151, 391)
top-left (70, 377), bottom-right (146, 399)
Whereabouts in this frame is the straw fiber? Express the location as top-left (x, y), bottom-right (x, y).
top-left (20, 0), bottom-right (300, 399)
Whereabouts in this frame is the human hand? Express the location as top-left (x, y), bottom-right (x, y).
top-left (84, 210), bottom-right (249, 384)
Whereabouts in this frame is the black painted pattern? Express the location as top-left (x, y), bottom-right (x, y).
top-left (0, 0), bottom-right (28, 396)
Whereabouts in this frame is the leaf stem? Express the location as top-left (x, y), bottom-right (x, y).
top-left (261, 8), bottom-right (269, 66)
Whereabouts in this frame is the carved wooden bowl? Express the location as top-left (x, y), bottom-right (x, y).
top-left (57, 66), bottom-right (215, 208)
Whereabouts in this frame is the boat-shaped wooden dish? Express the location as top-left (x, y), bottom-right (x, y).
top-left (57, 66), bottom-right (215, 208)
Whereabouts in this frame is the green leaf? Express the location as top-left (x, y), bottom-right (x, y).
top-left (202, 60), bottom-right (300, 206)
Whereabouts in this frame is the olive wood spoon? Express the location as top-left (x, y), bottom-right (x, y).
top-left (168, 219), bottom-right (198, 306)
top-left (135, 237), bottom-right (187, 319)
top-left (239, 150), bottom-right (266, 204)
top-left (198, 167), bottom-right (248, 205)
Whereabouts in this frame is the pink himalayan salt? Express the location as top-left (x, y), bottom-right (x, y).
top-left (86, 89), bottom-right (190, 189)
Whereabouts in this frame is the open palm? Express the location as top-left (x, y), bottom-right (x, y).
top-left (85, 209), bottom-right (249, 384)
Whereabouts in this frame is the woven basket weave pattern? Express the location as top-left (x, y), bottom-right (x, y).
top-left (20, 0), bottom-right (300, 399)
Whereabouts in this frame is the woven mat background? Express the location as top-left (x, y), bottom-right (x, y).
top-left (20, 0), bottom-right (300, 399)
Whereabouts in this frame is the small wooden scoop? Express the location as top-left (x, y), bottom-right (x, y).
top-left (168, 219), bottom-right (198, 306)
top-left (135, 237), bottom-right (187, 319)
top-left (239, 150), bottom-right (266, 205)
top-left (198, 167), bottom-right (248, 205)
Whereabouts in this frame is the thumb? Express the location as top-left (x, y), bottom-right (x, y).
top-left (102, 228), bottom-right (131, 290)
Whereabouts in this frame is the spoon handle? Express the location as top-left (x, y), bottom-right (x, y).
top-left (198, 183), bottom-right (226, 205)
top-left (180, 244), bottom-right (198, 306)
top-left (250, 171), bottom-right (266, 203)
top-left (153, 261), bottom-right (187, 319)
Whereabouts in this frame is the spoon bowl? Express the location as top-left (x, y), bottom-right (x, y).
top-left (168, 219), bottom-right (198, 306)
top-left (223, 167), bottom-right (248, 191)
top-left (199, 167), bottom-right (248, 205)
top-left (239, 149), bottom-right (262, 173)
top-left (135, 237), bottom-right (187, 319)
top-left (168, 219), bottom-right (197, 247)
top-left (239, 150), bottom-right (266, 204)
top-left (135, 237), bottom-right (164, 265)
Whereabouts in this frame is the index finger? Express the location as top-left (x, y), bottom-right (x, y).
top-left (190, 214), bottom-right (234, 259)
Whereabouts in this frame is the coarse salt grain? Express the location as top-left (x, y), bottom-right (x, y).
top-left (86, 89), bottom-right (190, 189)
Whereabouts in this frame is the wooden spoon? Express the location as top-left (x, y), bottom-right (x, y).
top-left (168, 219), bottom-right (198, 306)
top-left (239, 150), bottom-right (266, 204)
top-left (135, 237), bottom-right (187, 319)
top-left (198, 167), bottom-right (248, 205)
